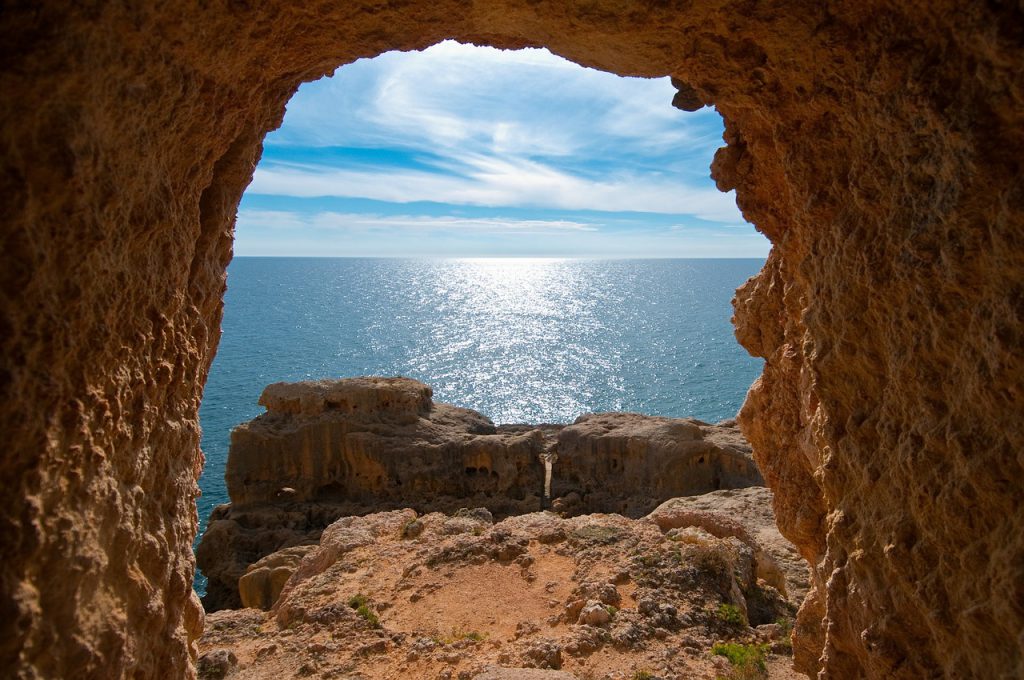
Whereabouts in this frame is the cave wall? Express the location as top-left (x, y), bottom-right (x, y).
top-left (1, 1), bottom-right (1021, 678)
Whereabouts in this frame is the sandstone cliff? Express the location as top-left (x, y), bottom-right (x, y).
top-left (553, 413), bottom-right (763, 517)
top-left (4, 2), bottom-right (1022, 677)
top-left (226, 377), bottom-right (545, 510)
top-left (197, 377), bottom-right (764, 611)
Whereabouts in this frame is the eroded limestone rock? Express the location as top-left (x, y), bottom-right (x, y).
top-left (554, 413), bottom-right (763, 516)
top-left (193, 496), bottom-right (804, 678)
top-left (238, 545), bottom-right (316, 611)
top-left (3, 2), bottom-right (1022, 677)
top-left (648, 487), bottom-right (808, 603)
top-left (197, 377), bottom-right (763, 611)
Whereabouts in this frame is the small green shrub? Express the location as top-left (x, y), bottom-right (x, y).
top-left (605, 605), bottom-right (618, 618)
top-left (432, 628), bottom-right (486, 644)
top-left (688, 542), bottom-right (732, 574)
top-left (573, 524), bottom-right (622, 544)
top-left (356, 604), bottom-right (380, 628)
top-left (632, 671), bottom-right (655, 680)
top-left (717, 603), bottom-right (746, 626)
top-left (347, 594), bottom-right (380, 628)
top-left (711, 642), bottom-right (768, 677)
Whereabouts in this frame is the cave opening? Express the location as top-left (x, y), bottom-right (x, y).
top-left (195, 43), bottom-right (767, 532)
top-left (6, 3), bottom-right (1019, 678)
top-left (192, 40), bottom-right (778, 669)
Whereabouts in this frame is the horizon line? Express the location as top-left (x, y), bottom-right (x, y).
top-left (230, 254), bottom-right (768, 260)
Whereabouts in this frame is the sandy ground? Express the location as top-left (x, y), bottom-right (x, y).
top-left (199, 491), bottom-right (807, 680)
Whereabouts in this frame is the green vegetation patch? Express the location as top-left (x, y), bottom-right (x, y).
top-left (717, 603), bottom-right (746, 626)
top-left (432, 628), bottom-right (487, 645)
top-left (572, 524), bottom-right (623, 544)
top-left (347, 594), bottom-right (380, 628)
top-left (711, 641), bottom-right (769, 677)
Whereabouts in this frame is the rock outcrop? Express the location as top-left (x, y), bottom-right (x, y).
top-left (647, 487), bottom-right (808, 605)
top-left (226, 377), bottom-right (546, 510)
top-left (553, 413), bottom-right (763, 517)
top-left (197, 377), bottom-right (764, 610)
top-left (197, 489), bottom-right (807, 679)
top-left (3, 2), bottom-right (1022, 678)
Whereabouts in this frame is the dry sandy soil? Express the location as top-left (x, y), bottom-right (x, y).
top-left (198, 488), bottom-right (807, 680)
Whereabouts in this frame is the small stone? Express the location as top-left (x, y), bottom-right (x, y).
top-left (670, 78), bottom-right (705, 111)
top-left (255, 644), bottom-right (278, 658)
top-left (522, 639), bottom-right (563, 669)
top-left (578, 600), bottom-right (612, 626)
top-left (516, 621), bottom-right (540, 638)
top-left (357, 639), bottom-right (388, 656)
top-left (196, 649), bottom-right (237, 679)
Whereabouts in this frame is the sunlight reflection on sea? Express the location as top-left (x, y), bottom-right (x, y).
top-left (193, 257), bottom-right (764, 591)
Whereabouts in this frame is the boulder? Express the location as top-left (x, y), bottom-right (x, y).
top-left (238, 545), bottom-right (317, 610)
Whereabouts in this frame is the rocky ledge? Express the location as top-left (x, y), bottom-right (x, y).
top-left (197, 377), bottom-right (765, 611)
top-left (199, 488), bottom-right (808, 680)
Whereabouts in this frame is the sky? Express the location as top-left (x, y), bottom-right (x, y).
top-left (236, 41), bottom-right (768, 258)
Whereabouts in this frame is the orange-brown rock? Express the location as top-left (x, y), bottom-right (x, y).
top-left (226, 377), bottom-right (543, 509)
top-left (554, 414), bottom-right (763, 517)
top-left (196, 377), bottom-right (763, 611)
top-left (2, 2), bottom-right (1022, 678)
top-left (648, 487), bottom-right (809, 605)
top-left (197, 495), bottom-right (804, 679)
top-left (237, 545), bottom-right (316, 612)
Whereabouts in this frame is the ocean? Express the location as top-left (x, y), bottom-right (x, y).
top-left (194, 257), bottom-right (764, 589)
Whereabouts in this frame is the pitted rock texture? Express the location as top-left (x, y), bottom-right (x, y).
top-left (196, 496), bottom-right (804, 679)
top-left (2, 2), bottom-right (1022, 678)
top-left (226, 377), bottom-right (543, 509)
top-left (553, 413), bottom-right (763, 517)
top-left (196, 377), bottom-right (762, 610)
top-left (648, 487), bottom-right (809, 605)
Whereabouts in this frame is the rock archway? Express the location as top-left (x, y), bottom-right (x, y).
top-left (1, 2), bottom-right (1021, 678)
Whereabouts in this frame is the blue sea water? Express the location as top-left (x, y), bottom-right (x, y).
top-left (194, 257), bottom-right (764, 589)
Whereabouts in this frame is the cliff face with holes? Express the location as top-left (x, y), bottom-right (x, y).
top-left (1, 2), bottom-right (1022, 678)
top-left (196, 376), bottom-right (762, 611)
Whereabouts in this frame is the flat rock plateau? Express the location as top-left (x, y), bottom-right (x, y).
top-left (195, 378), bottom-right (807, 679)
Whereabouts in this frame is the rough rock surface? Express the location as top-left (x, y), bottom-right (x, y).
top-left (237, 545), bottom-right (316, 611)
top-left (2, 2), bottom-right (1022, 678)
top-left (226, 377), bottom-right (545, 509)
top-left (554, 413), bottom-right (763, 517)
top-left (197, 377), bottom-right (763, 610)
top-left (648, 488), bottom-right (809, 605)
top-left (197, 495), bottom-right (806, 679)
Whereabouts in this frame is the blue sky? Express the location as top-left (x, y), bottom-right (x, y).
top-left (236, 41), bottom-right (768, 258)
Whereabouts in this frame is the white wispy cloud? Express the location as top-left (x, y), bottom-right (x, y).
top-left (272, 41), bottom-right (724, 162)
top-left (248, 156), bottom-right (740, 223)
top-left (234, 208), bottom-right (769, 258)
top-left (237, 41), bottom-right (762, 256)
top-left (239, 210), bottom-right (600, 234)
